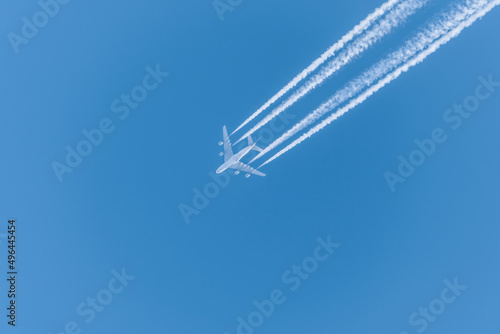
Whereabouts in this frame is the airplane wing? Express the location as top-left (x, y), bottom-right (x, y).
top-left (222, 125), bottom-right (233, 161)
top-left (230, 161), bottom-right (266, 177)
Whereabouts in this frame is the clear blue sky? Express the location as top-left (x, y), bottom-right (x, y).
top-left (1, 0), bottom-right (500, 333)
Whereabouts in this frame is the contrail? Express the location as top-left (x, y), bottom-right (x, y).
top-left (260, 0), bottom-right (498, 168)
top-left (251, 0), bottom-right (488, 163)
top-left (231, 0), bottom-right (403, 136)
top-left (235, 0), bottom-right (428, 144)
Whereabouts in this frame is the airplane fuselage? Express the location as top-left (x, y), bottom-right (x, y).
top-left (216, 145), bottom-right (253, 174)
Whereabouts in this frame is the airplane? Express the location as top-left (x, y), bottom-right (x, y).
top-left (216, 125), bottom-right (266, 178)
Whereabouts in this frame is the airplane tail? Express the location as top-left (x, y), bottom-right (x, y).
top-left (247, 135), bottom-right (263, 152)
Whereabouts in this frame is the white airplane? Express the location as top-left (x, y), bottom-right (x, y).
top-left (216, 125), bottom-right (266, 178)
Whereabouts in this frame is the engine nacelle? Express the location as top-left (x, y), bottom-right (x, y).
top-left (218, 141), bottom-right (223, 146)
top-left (245, 174), bottom-right (251, 178)
top-left (234, 170), bottom-right (240, 175)
top-left (219, 152), bottom-right (224, 157)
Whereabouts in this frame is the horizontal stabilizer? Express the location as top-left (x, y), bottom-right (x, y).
top-left (247, 136), bottom-right (263, 152)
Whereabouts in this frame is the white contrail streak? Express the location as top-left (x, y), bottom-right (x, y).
top-left (231, 0), bottom-right (403, 136)
top-left (260, 0), bottom-right (499, 167)
top-left (251, 0), bottom-right (488, 163)
top-left (235, 0), bottom-right (428, 144)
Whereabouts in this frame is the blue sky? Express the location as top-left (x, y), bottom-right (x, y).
top-left (1, 0), bottom-right (500, 333)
